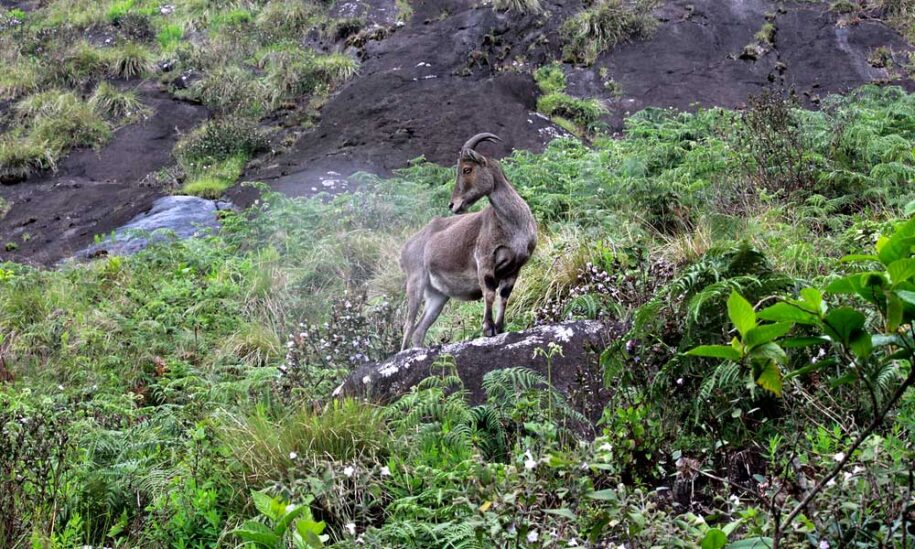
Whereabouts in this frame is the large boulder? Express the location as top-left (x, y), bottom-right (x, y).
top-left (334, 320), bottom-right (623, 413)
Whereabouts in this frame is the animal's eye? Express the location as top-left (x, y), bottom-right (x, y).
top-left (462, 167), bottom-right (472, 175)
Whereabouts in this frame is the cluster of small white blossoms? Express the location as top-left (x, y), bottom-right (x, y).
top-left (535, 262), bottom-right (618, 324)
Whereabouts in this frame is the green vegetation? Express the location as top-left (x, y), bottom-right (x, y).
top-left (0, 0), bottom-right (359, 189)
top-left (174, 117), bottom-right (269, 197)
top-left (534, 64), bottom-right (608, 137)
top-left (2, 84), bottom-right (915, 546)
top-left (0, 89), bottom-right (114, 182)
top-left (561, 0), bottom-right (659, 65)
top-left (493, 0), bottom-right (544, 14)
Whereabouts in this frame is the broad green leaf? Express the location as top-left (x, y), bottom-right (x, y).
top-left (252, 490), bottom-right (282, 522)
top-left (235, 521), bottom-right (281, 547)
top-left (748, 342), bottom-right (787, 364)
top-left (587, 489), bottom-right (619, 501)
top-left (888, 258), bottom-right (915, 286)
top-left (830, 371), bottom-right (858, 387)
top-left (822, 308), bottom-right (866, 346)
top-left (275, 504), bottom-right (309, 538)
top-left (545, 508), bottom-right (577, 520)
top-left (780, 336), bottom-right (830, 348)
top-left (878, 236), bottom-right (915, 267)
top-left (701, 529), bottom-right (728, 549)
top-left (897, 289), bottom-right (915, 306)
top-left (726, 537), bottom-right (773, 549)
top-left (887, 293), bottom-right (903, 332)
top-left (745, 322), bottom-right (793, 348)
top-left (905, 199), bottom-right (915, 217)
top-left (877, 216), bottom-right (915, 264)
top-left (295, 517), bottom-right (327, 549)
top-left (754, 360), bottom-right (783, 396)
top-left (685, 345), bottom-right (742, 361)
top-left (840, 254), bottom-right (879, 263)
top-left (799, 287), bottom-right (826, 314)
top-left (728, 291), bottom-right (756, 338)
top-left (826, 275), bottom-right (860, 295)
top-left (849, 331), bottom-right (873, 360)
top-left (757, 302), bottom-right (818, 325)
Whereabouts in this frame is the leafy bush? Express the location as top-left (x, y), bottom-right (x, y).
top-left (688, 217), bottom-right (915, 545)
top-left (0, 401), bottom-right (75, 546)
top-left (174, 116), bottom-right (268, 174)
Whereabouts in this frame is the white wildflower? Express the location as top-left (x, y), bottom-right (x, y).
top-left (345, 523), bottom-right (356, 536)
top-left (344, 465), bottom-right (355, 477)
top-left (289, 452), bottom-right (298, 460)
top-left (380, 466), bottom-right (391, 476)
top-left (285, 504), bottom-right (297, 513)
top-left (526, 530), bottom-right (538, 543)
top-left (818, 541), bottom-right (830, 549)
top-left (833, 452), bottom-right (846, 462)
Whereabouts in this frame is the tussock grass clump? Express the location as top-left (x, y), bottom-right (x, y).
top-left (189, 65), bottom-right (269, 114)
top-left (58, 41), bottom-right (109, 85)
top-left (0, 135), bottom-right (56, 182)
top-left (0, 60), bottom-right (40, 99)
top-left (89, 82), bottom-right (151, 122)
top-left (1, 90), bottom-right (111, 181)
top-left (493, 0), bottom-right (543, 14)
top-left (221, 399), bottom-right (389, 483)
top-left (562, 0), bottom-right (660, 65)
top-left (254, 0), bottom-right (321, 37)
top-left (256, 46), bottom-right (359, 107)
top-left (106, 42), bottom-right (154, 79)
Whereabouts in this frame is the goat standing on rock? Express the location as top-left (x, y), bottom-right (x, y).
top-left (400, 133), bottom-right (538, 349)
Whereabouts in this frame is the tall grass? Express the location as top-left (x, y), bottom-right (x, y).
top-left (562, 0), bottom-right (660, 65)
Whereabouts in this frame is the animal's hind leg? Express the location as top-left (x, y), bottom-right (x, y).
top-left (410, 289), bottom-right (449, 348)
top-left (401, 276), bottom-right (423, 350)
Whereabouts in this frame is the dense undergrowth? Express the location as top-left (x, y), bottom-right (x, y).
top-left (2, 85), bottom-right (915, 547)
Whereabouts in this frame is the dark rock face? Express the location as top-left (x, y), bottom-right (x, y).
top-left (335, 320), bottom-right (621, 412)
top-left (247, 0), bottom-right (913, 200)
top-left (74, 196), bottom-right (231, 259)
top-left (569, 0), bottom-right (914, 127)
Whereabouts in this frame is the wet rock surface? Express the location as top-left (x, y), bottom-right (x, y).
top-left (335, 320), bottom-right (622, 411)
top-left (74, 195), bottom-right (230, 259)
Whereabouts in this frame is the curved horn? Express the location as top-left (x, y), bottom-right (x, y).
top-left (461, 133), bottom-right (502, 152)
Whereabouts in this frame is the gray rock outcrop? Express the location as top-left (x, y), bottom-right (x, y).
top-left (335, 320), bottom-right (622, 411)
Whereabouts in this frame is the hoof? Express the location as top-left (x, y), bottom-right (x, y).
top-left (482, 323), bottom-right (496, 337)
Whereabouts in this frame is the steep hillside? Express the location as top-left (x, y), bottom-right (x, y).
top-left (1, 0), bottom-right (914, 263)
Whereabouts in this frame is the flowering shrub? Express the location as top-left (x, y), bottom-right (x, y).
top-left (276, 292), bottom-right (401, 399)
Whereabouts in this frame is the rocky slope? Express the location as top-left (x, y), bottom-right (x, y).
top-left (1, 0), bottom-right (912, 264)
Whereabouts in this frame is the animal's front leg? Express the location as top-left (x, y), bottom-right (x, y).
top-left (481, 273), bottom-right (498, 337)
top-left (494, 276), bottom-right (516, 334)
